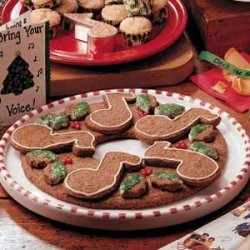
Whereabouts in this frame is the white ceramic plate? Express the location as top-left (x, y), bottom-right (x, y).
top-left (0, 89), bottom-right (249, 230)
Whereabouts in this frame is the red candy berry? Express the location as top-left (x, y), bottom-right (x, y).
top-left (71, 121), bottom-right (81, 130)
top-left (138, 110), bottom-right (148, 118)
top-left (175, 140), bottom-right (187, 149)
top-left (140, 169), bottom-right (152, 176)
top-left (63, 156), bottom-right (73, 165)
top-left (145, 169), bottom-right (152, 175)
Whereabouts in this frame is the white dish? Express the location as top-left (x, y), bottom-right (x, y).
top-left (233, 0), bottom-right (250, 2)
top-left (0, 89), bottom-right (249, 230)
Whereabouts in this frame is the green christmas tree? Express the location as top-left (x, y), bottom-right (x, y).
top-left (1, 52), bottom-right (35, 96)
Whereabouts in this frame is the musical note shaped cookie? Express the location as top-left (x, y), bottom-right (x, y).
top-left (85, 92), bottom-right (135, 134)
top-left (11, 124), bottom-right (96, 156)
top-left (144, 142), bottom-right (220, 186)
top-left (135, 108), bottom-right (221, 143)
top-left (64, 152), bottom-right (142, 199)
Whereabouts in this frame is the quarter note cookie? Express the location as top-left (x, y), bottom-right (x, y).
top-left (85, 92), bottom-right (136, 134)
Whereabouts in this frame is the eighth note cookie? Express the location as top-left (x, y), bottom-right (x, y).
top-left (135, 108), bottom-right (221, 143)
top-left (144, 141), bottom-right (220, 186)
top-left (64, 152), bottom-right (142, 199)
top-left (11, 124), bottom-right (96, 156)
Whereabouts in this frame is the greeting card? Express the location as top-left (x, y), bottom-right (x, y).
top-left (0, 13), bottom-right (50, 126)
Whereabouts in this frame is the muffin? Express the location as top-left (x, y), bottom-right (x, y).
top-left (78, 0), bottom-right (105, 13)
top-left (123, 0), bottom-right (152, 17)
top-left (31, 8), bottom-right (61, 38)
top-left (101, 4), bottom-right (127, 26)
top-left (55, 0), bottom-right (78, 30)
top-left (105, 0), bottom-right (123, 5)
top-left (151, 0), bottom-right (169, 25)
top-left (31, 0), bottom-right (61, 9)
top-left (120, 17), bottom-right (152, 46)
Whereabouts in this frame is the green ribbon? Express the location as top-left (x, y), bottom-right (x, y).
top-left (199, 51), bottom-right (250, 79)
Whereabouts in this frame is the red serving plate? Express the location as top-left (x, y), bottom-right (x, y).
top-left (2, 0), bottom-right (187, 66)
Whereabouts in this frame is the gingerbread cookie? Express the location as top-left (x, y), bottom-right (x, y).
top-left (188, 124), bottom-right (215, 142)
top-left (44, 161), bottom-right (67, 185)
top-left (37, 114), bottom-right (70, 130)
top-left (85, 92), bottom-right (136, 134)
top-left (149, 171), bottom-right (183, 191)
top-left (119, 173), bottom-right (148, 198)
top-left (190, 141), bottom-right (219, 160)
top-left (144, 141), bottom-right (220, 186)
top-left (154, 103), bottom-right (185, 119)
top-left (67, 102), bottom-right (90, 121)
top-left (11, 124), bottom-right (96, 156)
top-left (26, 149), bottom-right (59, 169)
top-left (64, 152), bottom-right (142, 199)
top-left (135, 93), bottom-right (158, 114)
top-left (13, 91), bottom-right (228, 209)
top-left (135, 108), bottom-right (221, 143)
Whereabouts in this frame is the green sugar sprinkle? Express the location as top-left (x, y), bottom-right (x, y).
top-left (189, 124), bottom-right (210, 141)
top-left (70, 102), bottom-right (89, 120)
top-left (37, 115), bottom-right (51, 126)
top-left (154, 104), bottom-right (185, 119)
top-left (49, 115), bottom-right (69, 130)
top-left (50, 161), bottom-right (67, 180)
top-left (37, 114), bottom-right (69, 130)
top-left (154, 171), bottom-right (182, 183)
top-left (120, 173), bottom-right (143, 194)
top-left (136, 94), bottom-right (151, 113)
top-left (190, 142), bottom-right (219, 160)
top-left (27, 150), bottom-right (58, 161)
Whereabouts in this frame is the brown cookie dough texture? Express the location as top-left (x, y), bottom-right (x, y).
top-left (190, 126), bottom-right (216, 143)
top-left (64, 152), bottom-right (142, 199)
top-left (150, 171), bottom-right (183, 192)
top-left (26, 153), bottom-right (56, 169)
top-left (13, 92), bottom-right (228, 209)
top-left (85, 92), bottom-right (136, 134)
top-left (11, 124), bottom-right (96, 156)
top-left (135, 108), bottom-right (221, 143)
top-left (121, 174), bottom-right (148, 199)
top-left (144, 142), bottom-right (220, 186)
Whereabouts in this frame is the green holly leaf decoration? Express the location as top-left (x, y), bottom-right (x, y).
top-left (154, 104), bottom-right (185, 119)
top-left (190, 142), bottom-right (219, 160)
top-left (120, 173), bottom-right (144, 195)
top-left (69, 102), bottom-right (89, 121)
top-left (154, 171), bottom-right (182, 183)
top-left (136, 94), bottom-right (151, 113)
top-left (189, 124), bottom-right (211, 141)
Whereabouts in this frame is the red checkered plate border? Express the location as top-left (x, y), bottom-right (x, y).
top-left (0, 89), bottom-right (249, 230)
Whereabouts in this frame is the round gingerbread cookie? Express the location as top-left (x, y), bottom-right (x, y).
top-left (13, 92), bottom-right (228, 209)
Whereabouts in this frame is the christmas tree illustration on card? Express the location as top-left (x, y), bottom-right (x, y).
top-left (1, 51), bottom-right (35, 96)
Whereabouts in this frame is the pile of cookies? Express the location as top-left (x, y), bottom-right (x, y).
top-left (19, 0), bottom-right (169, 46)
top-left (10, 92), bottom-right (228, 209)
